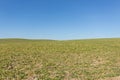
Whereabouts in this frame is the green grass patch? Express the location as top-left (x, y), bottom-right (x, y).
top-left (0, 38), bottom-right (120, 80)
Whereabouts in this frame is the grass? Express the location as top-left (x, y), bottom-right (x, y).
top-left (0, 38), bottom-right (120, 80)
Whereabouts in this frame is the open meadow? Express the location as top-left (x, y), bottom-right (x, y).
top-left (0, 38), bottom-right (120, 80)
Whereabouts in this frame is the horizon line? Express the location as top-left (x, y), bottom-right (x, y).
top-left (0, 37), bottom-right (120, 41)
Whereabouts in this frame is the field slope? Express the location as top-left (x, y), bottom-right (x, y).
top-left (0, 38), bottom-right (120, 80)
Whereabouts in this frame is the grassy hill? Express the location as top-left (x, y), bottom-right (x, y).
top-left (0, 38), bottom-right (120, 80)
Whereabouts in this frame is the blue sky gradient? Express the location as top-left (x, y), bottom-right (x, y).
top-left (0, 0), bottom-right (120, 40)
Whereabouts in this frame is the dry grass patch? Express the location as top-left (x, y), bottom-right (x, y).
top-left (99, 76), bottom-right (120, 80)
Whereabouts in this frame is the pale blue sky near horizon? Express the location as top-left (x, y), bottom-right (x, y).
top-left (0, 0), bottom-right (120, 40)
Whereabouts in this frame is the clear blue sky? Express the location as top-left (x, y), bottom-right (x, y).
top-left (0, 0), bottom-right (120, 40)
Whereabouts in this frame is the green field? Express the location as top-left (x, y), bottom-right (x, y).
top-left (0, 38), bottom-right (120, 80)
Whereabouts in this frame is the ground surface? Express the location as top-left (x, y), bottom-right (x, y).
top-left (0, 38), bottom-right (120, 80)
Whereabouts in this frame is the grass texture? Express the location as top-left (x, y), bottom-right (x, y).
top-left (0, 38), bottom-right (120, 80)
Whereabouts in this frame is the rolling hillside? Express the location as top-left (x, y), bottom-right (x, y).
top-left (0, 38), bottom-right (120, 80)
